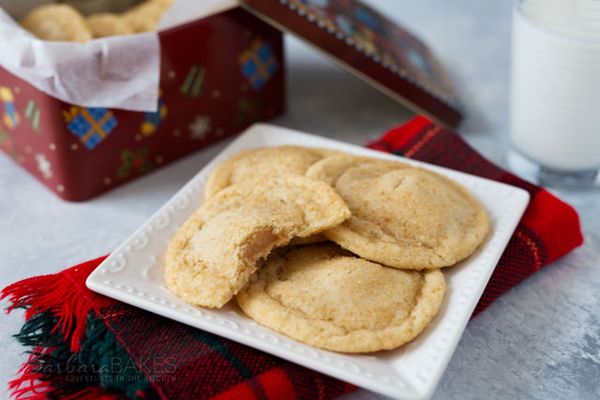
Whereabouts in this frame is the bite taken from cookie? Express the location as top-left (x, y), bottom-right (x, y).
top-left (164, 175), bottom-right (351, 308)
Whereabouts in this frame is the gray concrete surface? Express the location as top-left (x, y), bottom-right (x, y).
top-left (1, 1), bottom-right (598, 399)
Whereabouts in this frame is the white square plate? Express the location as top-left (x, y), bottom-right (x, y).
top-left (87, 124), bottom-right (529, 400)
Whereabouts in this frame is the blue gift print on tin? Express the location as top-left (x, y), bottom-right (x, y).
top-left (240, 39), bottom-right (278, 91)
top-left (65, 107), bottom-right (118, 150)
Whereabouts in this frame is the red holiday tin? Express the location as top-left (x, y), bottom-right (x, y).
top-left (0, 0), bottom-right (460, 201)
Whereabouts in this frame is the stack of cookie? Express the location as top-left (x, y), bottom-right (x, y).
top-left (165, 146), bottom-right (490, 353)
top-left (19, 0), bottom-right (173, 43)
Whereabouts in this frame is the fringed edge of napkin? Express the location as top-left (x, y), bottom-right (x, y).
top-left (1, 257), bottom-right (157, 400)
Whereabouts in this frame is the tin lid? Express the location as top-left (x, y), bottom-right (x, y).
top-left (239, 0), bottom-right (464, 127)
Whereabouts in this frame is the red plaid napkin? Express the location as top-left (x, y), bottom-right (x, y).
top-left (368, 116), bottom-right (583, 314)
top-left (2, 116), bottom-right (583, 400)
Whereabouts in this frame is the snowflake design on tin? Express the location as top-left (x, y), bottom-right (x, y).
top-left (35, 153), bottom-right (52, 179)
top-left (188, 116), bottom-right (211, 141)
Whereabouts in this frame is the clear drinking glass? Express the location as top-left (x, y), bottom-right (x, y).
top-left (509, 0), bottom-right (600, 188)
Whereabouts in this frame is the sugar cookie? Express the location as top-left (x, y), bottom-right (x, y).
top-left (123, 0), bottom-right (174, 33)
top-left (198, 174), bottom-right (351, 237)
top-left (21, 4), bottom-right (92, 43)
top-left (237, 244), bottom-right (446, 353)
top-left (204, 146), bottom-right (335, 200)
top-left (87, 13), bottom-right (133, 38)
top-left (307, 155), bottom-right (489, 269)
top-left (164, 175), bottom-right (350, 308)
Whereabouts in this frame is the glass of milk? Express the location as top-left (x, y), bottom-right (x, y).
top-left (509, 0), bottom-right (600, 187)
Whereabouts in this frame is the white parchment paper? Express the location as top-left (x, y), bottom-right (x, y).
top-left (0, 0), bottom-right (237, 112)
